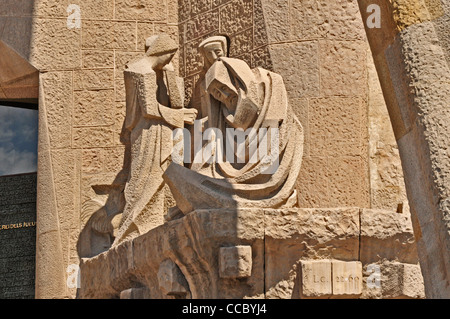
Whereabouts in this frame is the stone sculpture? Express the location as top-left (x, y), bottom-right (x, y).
top-left (77, 34), bottom-right (424, 300)
top-left (163, 55), bottom-right (304, 215)
top-left (113, 34), bottom-right (197, 245)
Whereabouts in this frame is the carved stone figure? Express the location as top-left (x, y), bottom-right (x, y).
top-left (163, 56), bottom-right (304, 214)
top-left (113, 34), bottom-right (197, 245)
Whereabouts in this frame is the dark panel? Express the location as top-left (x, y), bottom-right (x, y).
top-left (0, 173), bottom-right (37, 299)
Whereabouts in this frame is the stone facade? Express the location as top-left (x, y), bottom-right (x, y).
top-left (1, 0), bottom-right (445, 299)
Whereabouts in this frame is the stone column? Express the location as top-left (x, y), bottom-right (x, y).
top-left (357, 0), bottom-right (450, 298)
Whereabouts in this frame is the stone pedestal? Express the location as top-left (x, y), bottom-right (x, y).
top-left (78, 208), bottom-right (424, 299)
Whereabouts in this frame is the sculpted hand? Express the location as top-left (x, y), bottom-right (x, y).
top-left (182, 108), bottom-right (198, 125)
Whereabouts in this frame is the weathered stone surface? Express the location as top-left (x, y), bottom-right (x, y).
top-left (74, 69), bottom-right (114, 91)
top-left (79, 209), bottom-right (266, 299)
top-left (219, 246), bottom-right (253, 279)
top-left (82, 21), bottom-right (136, 50)
top-left (269, 41), bottom-right (319, 98)
top-left (73, 90), bottom-right (115, 126)
top-left (360, 209), bottom-right (418, 265)
top-left (30, 18), bottom-right (81, 70)
top-left (78, 207), bottom-right (424, 299)
top-left (115, 0), bottom-right (167, 21)
top-left (319, 40), bottom-right (367, 97)
top-left (219, 0), bottom-right (253, 35)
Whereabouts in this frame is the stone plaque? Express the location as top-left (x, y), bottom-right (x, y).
top-left (300, 260), bottom-right (332, 298)
top-left (331, 260), bottom-right (362, 297)
top-left (0, 173), bottom-right (37, 299)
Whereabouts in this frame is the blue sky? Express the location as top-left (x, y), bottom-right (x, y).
top-left (0, 105), bottom-right (38, 176)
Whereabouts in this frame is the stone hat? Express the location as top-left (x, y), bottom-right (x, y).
top-left (145, 34), bottom-right (178, 56)
top-left (198, 35), bottom-right (228, 56)
top-left (205, 59), bottom-right (238, 96)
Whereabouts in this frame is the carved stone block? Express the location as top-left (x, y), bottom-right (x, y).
top-left (299, 260), bottom-right (332, 298)
top-left (219, 245), bottom-right (252, 279)
top-left (331, 260), bottom-right (362, 298)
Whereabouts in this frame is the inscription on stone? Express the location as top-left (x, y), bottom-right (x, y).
top-left (300, 260), bottom-right (363, 299)
top-left (300, 260), bottom-right (332, 298)
top-left (331, 260), bottom-right (362, 297)
top-left (0, 173), bottom-right (37, 299)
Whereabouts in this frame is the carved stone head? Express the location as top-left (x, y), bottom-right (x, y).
top-left (199, 35), bottom-right (228, 68)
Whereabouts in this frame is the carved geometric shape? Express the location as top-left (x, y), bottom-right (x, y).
top-left (299, 260), bottom-right (332, 298)
top-left (219, 245), bottom-right (252, 279)
top-left (331, 260), bottom-right (362, 298)
top-left (157, 259), bottom-right (190, 297)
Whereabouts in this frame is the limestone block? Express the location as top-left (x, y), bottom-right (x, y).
top-left (115, 0), bottom-right (167, 21)
top-left (360, 209), bottom-right (418, 264)
top-left (316, 0), bottom-right (366, 40)
top-left (309, 97), bottom-right (364, 157)
top-left (30, 18), bottom-right (81, 70)
top-left (299, 260), bottom-right (332, 298)
top-left (185, 38), bottom-right (204, 76)
top-left (219, 246), bottom-right (252, 279)
top-left (331, 260), bottom-right (362, 298)
top-left (257, 0), bottom-right (290, 43)
top-left (269, 41), bottom-right (320, 98)
top-left (319, 40), bottom-right (367, 97)
top-left (178, 0), bottom-right (191, 22)
top-left (72, 126), bottom-right (114, 148)
top-left (251, 46), bottom-right (272, 70)
top-left (229, 28), bottom-right (253, 58)
top-left (296, 156), bottom-right (329, 208)
top-left (73, 90), bottom-right (115, 127)
top-left (327, 156), bottom-right (369, 208)
top-left (82, 50), bottom-right (114, 69)
top-left (74, 69), bottom-right (114, 91)
top-left (264, 208), bottom-right (360, 298)
top-left (82, 21), bottom-right (136, 50)
top-left (186, 11), bottom-right (219, 41)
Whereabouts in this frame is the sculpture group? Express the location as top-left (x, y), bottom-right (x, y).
top-left (79, 33), bottom-right (304, 254)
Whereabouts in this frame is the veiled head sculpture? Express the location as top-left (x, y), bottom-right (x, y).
top-left (163, 56), bottom-right (304, 215)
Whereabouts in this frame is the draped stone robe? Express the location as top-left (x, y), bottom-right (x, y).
top-left (114, 61), bottom-right (184, 245)
top-left (163, 58), bottom-right (304, 214)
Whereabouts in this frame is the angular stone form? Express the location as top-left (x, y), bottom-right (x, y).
top-left (331, 260), bottom-right (362, 298)
top-left (158, 259), bottom-right (191, 298)
top-left (219, 246), bottom-right (253, 279)
top-left (360, 209), bottom-right (418, 265)
top-left (79, 209), bottom-right (265, 299)
top-left (299, 260), bottom-right (332, 299)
